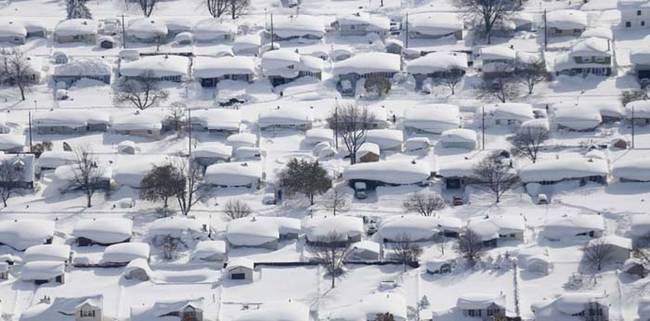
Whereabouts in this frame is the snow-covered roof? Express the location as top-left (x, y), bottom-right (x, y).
top-left (101, 242), bottom-right (150, 264)
top-left (272, 15), bottom-right (325, 38)
top-left (489, 103), bottom-right (535, 122)
top-left (0, 20), bottom-right (26, 38)
top-left (516, 51), bottom-right (542, 65)
top-left (403, 104), bottom-right (461, 133)
top-left (343, 159), bottom-right (431, 185)
top-left (131, 297), bottom-right (210, 321)
top-left (226, 217), bottom-right (281, 246)
top-left (0, 219), bottom-right (54, 251)
top-left (204, 162), bottom-right (263, 186)
top-left (191, 108), bottom-right (241, 132)
top-left (112, 154), bottom-right (178, 187)
top-left (625, 100), bottom-right (650, 118)
top-left (329, 292), bottom-right (407, 321)
top-left (193, 56), bottom-right (256, 78)
top-left (127, 18), bottom-right (168, 39)
top-left (582, 27), bottom-right (613, 40)
top-left (119, 55), bottom-right (189, 78)
top-left (20, 295), bottom-right (103, 321)
top-left (519, 158), bottom-right (609, 183)
top-left (589, 235), bottom-right (632, 249)
top-left (612, 158), bottom-right (650, 181)
top-left (468, 215), bottom-right (525, 241)
top-left (533, 292), bottom-right (607, 321)
top-left (258, 106), bottom-right (312, 128)
top-left (235, 302), bottom-right (309, 321)
top-left (54, 19), bottom-right (97, 37)
top-left (192, 142), bottom-right (233, 160)
top-left (546, 9), bottom-right (588, 30)
top-left (299, 55), bottom-right (324, 73)
top-left (407, 12), bottom-right (463, 36)
top-left (379, 215), bottom-right (438, 241)
top-left (191, 240), bottom-right (226, 261)
top-left (110, 110), bottom-right (165, 131)
top-left (24, 244), bottom-right (70, 262)
top-left (407, 52), bottom-right (468, 74)
top-left (193, 18), bottom-right (237, 41)
top-left (520, 119), bottom-right (550, 132)
top-left (37, 150), bottom-right (76, 169)
top-left (336, 13), bottom-right (390, 32)
top-left (305, 215), bottom-right (364, 242)
top-left (233, 33), bottom-right (261, 51)
top-left (577, 99), bottom-right (624, 118)
top-left (148, 216), bottom-right (204, 238)
top-left (332, 52), bottom-right (401, 76)
top-left (227, 257), bottom-right (254, 271)
top-left (630, 214), bottom-right (650, 237)
top-left (261, 49), bottom-right (301, 77)
top-left (440, 128), bottom-right (477, 145)
top-left (34, 109), bottom-right (110, 128)
top-left (20, 260), bottom-right (65, 281)
top-left (227, 132), bottom-right (257, 148)
top-left (53, 58), bottom-right (112, 77)
top-left (553, 107), bottom-right (602, 130)
top-left (365, 129), bottom-right (403, 150)
top-left (457, 293), bottom-right (506, 310)
top-left (542, 214), bottom-right (605, 240)
top-left (570, 37), bottom-right (611, 57)
top-left (0, 134), bottom-right (24, 151)
top-left (357, 142), bottom-right (380, 159)
top-left (73, 218), bottom-right (133, 244)
top-left (631, 47), bottom-right (650, 65)
top-left (479, 46), bottom-right (516, 61)
top-left (305, 128), bottom-right (334, 144)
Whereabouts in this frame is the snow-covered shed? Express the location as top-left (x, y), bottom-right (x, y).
top-left (73, 218), bottom-right (133, 246)
top-left (21, 261), bottom-right (65, 284)
top-left (131, 297), bottom-right (214, 321)
top-left (407, 12), bottom-right (463, 39)
top-left (519, 157), bottom-right (608, 185)
top-left (332, 52), bottom-right (401, 96)
top-left (542, 214), bottom-right (605, 241)
top-left (329, 292), bottom-right (407, 321)
top-left (269, 15), bottom-right (325, 41)
top-left (190, 108), bottom-right (241, 134)
top-left (0, 153), bottom-right (34, 188)
top-left (192, 142), bottom-right (232, 166)
top-left (233, 33), bottom-right (262, 56)
top-left (127, 18), bottom-right (168, 43)
top-left (546, 9), bottom-right (588, 36)
top-left (625, 100), bottom-right (650, 125)
top-left (406, 52), bottom-right (468, 91)
top-left (489, 103), bottom-right (534, 127)
top-left (101, 242), bottom-right (150, 266)
top-left (305, 215), bottom-right (364, 246)
top-left (258, 106), bottom-right (313, 130)
top-left (440, 128), bottom-right (478, 150)
top-left (379, 215), bottom-right (438, 242)
top-left (333, 13), bottom-right (390, 37)
top-left (467, 215), bottom-right (526, 247)
top-left (193, 56), bottom-right (256, 87)
top-left (0, 219), bottom-right (54, 251)
top-left (191, 240), bottom-right (226, 262)
top-left (24, 244), bottom-right (71, 263)
top-left (0, 134), bottom-right (25, 153)
top-left (365, 129), bottom-right (403, 151)
top-left (110, 110), bottom-right (166, 138)
top-left (34, 109), bottom-right (110, 134)
top-left (553, 106), bottom-right (603, 131)
top-left (403, 104), bottom-right (461, 134)
top-left (531, 292), bottom-right (608, 321)
top-left (52, 58), bottom-right (112, 87)
top-left (426, 258), bottom-right (453, 274)
top-left (343, 159), bottom-right (432, 188)
top-left (204, 162), bottom-right (263, 188)
top-left (226, 257), bottom-right (254, 281)
top-left (456, 293), bottom-right (508, 319)
top-left (346, 240), bottom-right (381, 262)
top-left (227, 132), bottom-right (258, 148)
top-left (118, 55), bottom-right (189, 82)
top-left (193, 18), bottom-right (237, 42)
top-left (20, 295), bottom-right (104, 321)
top-left (261, 49), bottom-right (322, 86)
top-left (54, 19), bottom-right (97, 43)
top-left (0, 20), bottom-right (27, 44)
top-left (356, 142), bottom-right (380, 163)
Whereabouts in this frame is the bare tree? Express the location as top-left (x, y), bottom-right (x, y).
top-left (137, 0), bottom-right (157, 17)
top-left (278, 158), bottom-right (331, 205)
top-left (311, 232), bottom-right (349, 289)
top-left (114, 71), bottom-right (169, 110)
top-left (140, 164), bottom-right (183, 208)
top-left (432, 233), bottom-right (447, 256)
top-left (454, 0), bottom-right (522, 44)
top-left (517, 59), bottom-right (548, 95)
top-left (0, 49), bottom-right (38, 101)
top-left (327, 104), bottom-right (376, 165)
top-left (403, 192), bottom-right (446, 216)
top-left (66, 0), bottom-right (92, 19)
top-left (0, 159), bottom-right (21, 208)
top-left (473, 152), bottom-right (518, 203)
top-left (510, 127), bottom-right (549, 163)
top-left (161, 234), bottom-right (187, 260)
top-left (376, 313), bottom-right (395, 321)
top-left (321, 187), bottom-right (349, 216)
top-left (436, 69), bottom-right (465, 95)
top-left (167, 102), bottom-right (187, 134)
top-left (224, 199), bottom-right (252, 220)
top-left (364, 74), bottom-right (391, 97)
top-left (173, 159), bottom-right (204, 216)
top-left (68, 147), bottom-right (105, 208)
top-left (207, 0), bottom-right (228, 17)
top-left (390, 235), bottom-right (423, 271)
top-left (476, 73), bottom-right (521, 103)
top-left (227, 0), bottom-right (249, 19)
top-left (456, 230), bottom-right (485, 265)
top-left (621, 89), bottom-right (648, 106)
top-left (583, 238), bottom-right (615, 272)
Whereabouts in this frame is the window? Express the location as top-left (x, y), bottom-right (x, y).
top-left (626, 21), bottom-right (632, 28)
top-left (231, 272), bottom-right (246, 279)
top-left (642, 21), bottom-right (646, 26)
top-left (594, 56), bottom-right (606, 63)
top-left (638, 10), bottom-right (643, 16)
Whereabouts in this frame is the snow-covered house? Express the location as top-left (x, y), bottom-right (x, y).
top-left (455, 294), bottom-right (508, 320)
top-left (191, 240), bottom-right (226, 262)
top-left (204, 162), bottom-right (263, 188)
top-left (332, 52), bottom-right (401, 96)
top-left (54, 19), bottom-right (97, 43)
top-left (192, 142), bottom-right (232, 166)
top-left (329, 292), bottom-right (407, 321)
top-left (193, 56), bottom-right (256, 87)
top-left (0, 20), bottom-right (27, 44)
top-left (343, 159), bottom-right (432, 189)
top-left (625, 99), bottom-right (650, 125)
top-left (233, 33), bottom-right (262, 56)
top-left (110, 111), bottom-right (166, 138)
top-left (553, 106), bottom-right (603, 131)
top-left (304, 128), bottom-right (334, 145)
top-left (24, 244), bottom-right (71, 263)
top-left (100, 242), bottom-right (150, 266)
top-left (0, 153), bottom-right (34, 189)
top-left (554, 37), bottom-right (613, 77)
top-left (0, 134), bottom-right (25, 153)
top-left (588, 235), bottom-right (632, 263)
top-left (52, 58), bottom-right (112, 88)
top-left (581, 99), bottom-right (624, 123)
top-left (118, 55), bottom-right (189, 82)
top-left (227, 132), bottom-right (258, 148)
top-left (403, 104), bottom-right (461, 134)
top-left (379, 215), bottom-right (438, 242)
top-left (127, 18), bottom-right (168, 43)
top-left (406, 52), bottom-right (468, 91)
top-left (37, 151), bottom-right (76, 172)
top-left (0, 219), bottom-right (54, 251)
top-left (34, 110), bottom-right (110, 134)
top-left (477, 46), bottom-right (516, 77)
top-left (21, 261), bottom-right (65, 284)
top-left (356, 142), bottom-right (380, 163)
top-left (269, 15), bottom-right (325, 41)
top-left (619, 0), bottom-right (650, 29)
top-left (305, 215), bottom-right (364, 246)
top-left (532, 292), bottom-right (609, 321)
top-left (440, 129), bottom-right (478, 150)
top-left (20, 295), bottom-right (104, 321)
top-left (148, 216), bottom-right (204, 241)
top-left (407, 12), bottom-right (463, 40)
top-left (519, 158), bottom-right (609, 185)
top-left (546, 10), bottom-right (588, 37)
top-left (542, 214), bottom-right (605, 241)
top-left (467, 215), bottom-right (526, 247)
top-left (365, 129), bottom-right (403, 151)
top-left (261, 49), bottom-right (323, 86)
top-left (333, 13), bottom-right (390, 37)
top-left (630, 47), bottom-right (650, 82)
top-left (131, 297), bottom-right (214, 321)
top-left (123, 258), bottom-right (152, 281)
top-left (54, 163), bottom-right (111, 192)
top-left (226, 258), bottom-right (254, 281)
top-left (346, 240), bottom-right (381, 261)
top-left (489, 103), bottom-right (535, 127)
top-left (193, 19), bottom-right (237, 42)
top-left (190, 108), bottom-right (241, 134)
top-left (613, 158), bottom-right (650, 182)
top-left (258, 106), bottom-right (313, 130)
top-left (226, 216), bottom-right (301, 249)
top-left (73, 218), bottom-right (133, 246)
top-left (112, 155), bottom-right (178, 188)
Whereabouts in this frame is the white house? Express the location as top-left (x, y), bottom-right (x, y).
top-left (0, 219), bottom-right (54, 251)
top-left (148, 216), bottom-right (204, 241)
top-left (204, 162), bottom-right (263, 188)
top-left (532, 292), bottom-right (609, 321)
top-left (546, 9), bottom-right (588, 37)
top-left (0, 20), bottom-right (27, 44)
top-left (542, 214), bottom-right (605, 241)
top-left (456, 293), bottom-right (508, 320)
top-left (333, 13), bottom-right (390, 37)
top-left (54, 19), bottom-right (97, 43)
top-left (226, 217), bottom-right (281, 249)
top-left (20, 295), bottom-right (104, 321)
top-left (110, 110), bottom-right (166, 138)
top-left (112, 155), bottom-right (179, 188)
top-left (269, 15), bottom-right (325, 41)
top-left (119, 55), bottom-right (189, 82)
top-left (478, 46), bottom-right (516, 76)
top-left (403, 104), bottom-right (461, 134)
top-left (553, 37), bottom-right (613, 77)
top-left (467, 215), bottom-right (526, 247)
top-left (52, 58), bottom-right (112, 88)
top-left (127, 18), bottom-right (168, 43)
top-left (619, 0), bottom-right (650, 29)
top-left (407, 12), bottom-right (463, 39)
top-left (519, 157), bottom-right (609, 185)
top-left (489, 103), bottom-right (535, 127)
top-left (100, 242), bottom-right (150, 266)
top-left (343, 159), bottom-right (432, 189)
top-left (192, 142), bottom-right (232, 167)
top-left (406, 52), bottom-right (468, 91)
top-left (131, 297), bottom-right (214, 321)
top-left (193, 18), bottom-right (237, 42)
top-left (193, 56), bottom-right (256, 87)
top-left (332, 52), bottom-right (401, 96)
top-left (34, 110), bottom-right (110, 134)
top-left (73, 218), bottom-right (133, 246)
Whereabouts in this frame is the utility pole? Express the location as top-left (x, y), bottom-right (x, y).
top-left (334, 98), bottom-right (339, 149)
top-left (270, 14), bottom-right (275, 50)
top-left (632, 105), bottom-right (635, 149)
top-left (121, 14), bottom-right (127, 49)
top-left (404, 13), bottom-right (409, 49)
top-left (543, 9), bottom-right (547, 51)
top-left (28, 112), bottom-right (32, 153)
top-left (481, 105), bottom-right (486, 150)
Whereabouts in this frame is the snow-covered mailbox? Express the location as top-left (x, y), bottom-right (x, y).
top-left (110, 110), bottom-right (166, 138)
top-left (553, 37), bottom-right (613, 77)
top-left (332, 52), bottom-right (401, 96)
top-left (52, 58), bottom-right (112, 88)
top-left (552, 105), bottom-right (603, 131)
top-left (467, 215), bottom-right (526, 247)
top-left (379, 215), bottom-right (439, 243)
top-left (192, 142), bottom-right (232, 167)
top-left (190, 108), bottom-right (241, 135)
top-left (519, 157), bottom-right (609, 186)
top-left (258, 106), bottom-right (313, 130)
top-left (226, 216), bottom-right (301, 250)
top-left (455, 293), bottom-right (508, 319)
top-left (541, 214), bottom-right (605, 241)
top-left (261, 49), bottom-right (323, 86)
top-left (34, 110), bottom-right (110, 134)
top-left (191, 240), bottom-right (226, 263)
top-left (332, 13), bottom-right (390, 37)
top-left (193, 18), bottom-right (236, 42)
top-left (193, 56), bottom-right (256, 88)
top-left (403, 104), bottom-right (461, 134)
top-left (21, 261), bottom-right (65, 285)
top-left (73, 218), bottom-right (133, 246)
top-left (20, 295), bottom-right (104, 321)
top-left (625, 100), bottom-right (650, 126)
top-left (613, 158), bottom-right (650, 182)
top-left (0, 219), bottom-right (54, 251)
top-left (343, 159), bottom-right (432, 191)
top-left (127, 17), bottom-right (168, 43)
top-left (531, 292), bottom-right (609, 321)
top-left (477, 45), bottom-right (516, 77)
top-left (268, 15), bottom-right (325, 41)
top-left (226, 257), bottom-right (254, 281)
top-left (406, 52), bottom-right (468, 91)
top-left (406, 12), bottom-right (463, 40)
top-left (328, 292), bottom-right (407, 321)
top-left (24, 244), bottom-right (71, 263)
top-left (440, 129), bottom-right (478, 150)
top-left (54, 18), bottom-right (97, 44)
top-left (0, 153), bottom-right (34, 189)
top-left (488, 103), bottom-right (534, 128)
top-left (631, 48), bottom-right (650, 82)
top-left (131, 297), bottom-right (212, 321)
top-left (546, 9), bottom-right (588, 37)
top-left (305, 215), bottom-right (364, 246)
top-left (0, 20), bottom-right (27, 44)
top-left (100, 242), bottom-right (150, 267)
top-left (204, 162), bottom-right (263, 188)
top-left (118, 55), bottom-right (189, 82)
top-left (234, 302), bottom-right (309, 321)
